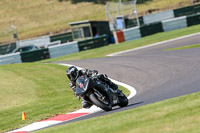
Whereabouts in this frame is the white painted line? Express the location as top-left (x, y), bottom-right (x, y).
top-left (110, 78), bottom-right (136, 99)
top-left (107, 32), bottom-right (200, 56)
top-left (10, 121), bottom-right (61, 132)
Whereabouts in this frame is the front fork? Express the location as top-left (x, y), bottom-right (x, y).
top-left (86, 83), bottom-right (120, 106)
top-left (96, 86), bottom-right (119, 106)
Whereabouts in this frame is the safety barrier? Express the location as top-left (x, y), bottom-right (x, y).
top-left (143, 10), bottom-right (175, 24)
top-left (50, 32), bottom-right (73, 44)
top-left (123, 26), bottom-right (141, 42)
top-left (0, 32), bottom-right (72, 56)
top-left (187, 14), bottom-right (200, 26)
top-left (162, 16), bottom-right (188, 32)
top-left (114, 4), bottom-right (200, 45)
top-left (174, 4), bottom-right (200, 17)
top-left (78, 35), bottom-right (109, 51)
top-left (20, 49), bottom-right (50, 62)
top-left (18, 36), bottom-right (50, 48)
top-left (140, 22), bottom-right (163, 37)
top-left (125, 17), bottom-right (144, 28)
top-left (125, 4), bottom-right (200, 28)
top-left (0, 53), bottom-right (21, 65)
top-left (49, 41), bottom-right (79, 58)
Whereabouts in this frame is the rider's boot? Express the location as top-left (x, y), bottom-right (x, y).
top-left (107, 80), bottom-right (121, 94)
top-left (102, 75), bottom-right (119, 93)
top-left (82, 99), bottom-right (93, 108)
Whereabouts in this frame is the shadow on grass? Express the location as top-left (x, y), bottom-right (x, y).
top-left (57, 0), bottom-right (153, 5)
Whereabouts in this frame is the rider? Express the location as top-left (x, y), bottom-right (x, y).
top-left (66, 66), bottom-right (118, 108)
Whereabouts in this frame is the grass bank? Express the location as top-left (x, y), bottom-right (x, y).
top-left (0, 0), bottom-right (194, 44)
top-left (36, 92), bottom-right (200, 133)
top-left (42, 24), bottom-right (200, 62)
top-left (0, 63), bottom-right (129, 132)
top-left (164, 44), bottom-right (200, 51)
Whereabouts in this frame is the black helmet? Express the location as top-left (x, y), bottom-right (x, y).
top-left (66, 66), bottom-right (79, 80)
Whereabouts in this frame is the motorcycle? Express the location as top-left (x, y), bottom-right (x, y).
top-left (75, 75), bottom-right (128, 111)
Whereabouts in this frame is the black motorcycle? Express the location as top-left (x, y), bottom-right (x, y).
top-left (75, 75), bottom-right (128, 111)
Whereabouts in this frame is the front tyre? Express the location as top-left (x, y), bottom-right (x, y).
top-left (89, 93), bottom-right (112, 111)
top-left (118, 92), bottom-right (128, 107)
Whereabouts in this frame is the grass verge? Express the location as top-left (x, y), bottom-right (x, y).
top-left (164, 44), bottom-right (200, 51)
top-left (41, 24), bottom-right (200, 62)
top-left (35, 92), bottom-right (200, 133)
top-left (0, 63), bottom-right (129, 132)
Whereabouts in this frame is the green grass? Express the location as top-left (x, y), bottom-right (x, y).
top-left (0, 0), bottom-right (194, 44)
top-left (164, 44), bottom-right (200, 51)
top-left (0, 63), bottom-right (129, 132)
top-left (42, 24), bottom-right (200, 62)
top-left (35, 92), bottom-right (200, 133)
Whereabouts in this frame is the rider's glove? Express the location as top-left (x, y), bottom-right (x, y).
top-left (85, 69), bottom-right (93, 77)
top-left (69, 82), bottom-right (76, 91)
top-left (82, 69), bottom-right (98, 77)
top-left (91, 70), bottom-right (98, 77)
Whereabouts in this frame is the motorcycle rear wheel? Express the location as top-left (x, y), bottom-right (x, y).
top-left (89, 93), bottom-right (112, 111)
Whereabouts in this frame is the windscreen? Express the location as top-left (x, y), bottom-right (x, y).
top-left (76, 77), bottom-right (84, 88)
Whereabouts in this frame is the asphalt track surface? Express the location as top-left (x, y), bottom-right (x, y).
top-left (52, 34), bottom-right (200, 127)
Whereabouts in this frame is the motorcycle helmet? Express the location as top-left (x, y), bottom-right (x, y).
top-left (66, 66), bottom-right (79, 80)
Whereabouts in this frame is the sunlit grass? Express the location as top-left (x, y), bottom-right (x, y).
top-left (164, 44), bottom-right (200, 51)
top-left (0, 63), bottom-right (129, 132)
top-left (0, 0), bottom-right (193, 44)
top-left (36, 92), bottom-right (200, 133)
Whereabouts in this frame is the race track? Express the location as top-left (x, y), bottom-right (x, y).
top-left (54, 33), bottom-right (200, 125)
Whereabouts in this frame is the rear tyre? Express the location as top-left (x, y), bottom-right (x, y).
top-left (118, 92), bottom-right (128, 107)
top-left (89, 93), bottom-right (112, 111)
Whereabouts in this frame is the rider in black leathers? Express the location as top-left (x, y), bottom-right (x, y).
top-left (66, 66), bottom-right (118, 108)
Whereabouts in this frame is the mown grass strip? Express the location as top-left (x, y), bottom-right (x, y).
top-left (0, 63), bottom-right (129, 132)
top-left (35, 92), bottom-right (200, 133)
top-left (164, 44), bottom-right (200, 51)
top-left (41, 24), bottom-right (200, 62)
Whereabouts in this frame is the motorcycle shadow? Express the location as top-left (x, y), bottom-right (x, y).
top-left (111, 101), bottom-right (144, 111)
top-left (126, 101), bottom-right (144, 107)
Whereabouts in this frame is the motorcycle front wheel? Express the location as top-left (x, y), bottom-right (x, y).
top-left (89, 93), bottom-right (112, 111)
top-left (118, 92), bottom-right (129, 107)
